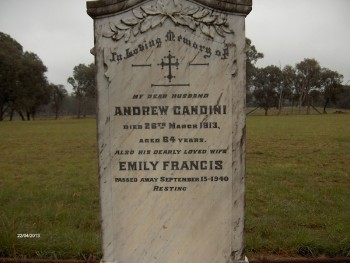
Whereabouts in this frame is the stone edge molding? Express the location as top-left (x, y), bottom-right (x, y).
top-left (87, 0), bottom-right (252, 18)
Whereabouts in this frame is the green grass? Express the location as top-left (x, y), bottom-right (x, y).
top-left (246, 114), bottom-right (350, 258)
top-left (0, 115), bottom-right (349, 259)
top-left (0, 119), bottom-right (100, 259)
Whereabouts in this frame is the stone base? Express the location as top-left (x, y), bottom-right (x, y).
top-left (101, 257), bottom-right (248, 263)
top-left (233, 256), bottom-right (249, 263)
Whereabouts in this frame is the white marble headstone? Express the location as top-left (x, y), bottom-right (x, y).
top-left (87, 0), bottom-right (252, 262)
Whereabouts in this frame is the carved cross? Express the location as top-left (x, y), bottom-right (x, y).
top-left (158, 51), bottom-right (179, 83)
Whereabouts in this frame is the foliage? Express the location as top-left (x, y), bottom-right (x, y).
top-left (49, 84), bottom-right (68, 119)
top-left (251, 65), bottom-right (282, 115)
top-left (248, 53), bottom-right (346, 114)
top-left (16, 52), bottom-right (50, 120)
top-left (0, 32), bottom-right (23, 121)
top-left (278, 65), bottom-right (295, 113)
top-left (245, 38), bottom-right (264, 104)
top-left (68, 63), bottom-right (96, 119)
top-left (319, 68), bottom-right (344, 113)
top-left (294, 58), bottom-right (322, 114)
top-left (0, 32), bottom-right (97, 121)
top-left (246, 38), bottom-right (264, 66)
top-left (0, 32), bottom-right (53, 121)
top-left (337, 85), bottom-right (350, 109)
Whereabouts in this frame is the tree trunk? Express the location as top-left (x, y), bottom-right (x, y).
top-left (18, 110), bottom-right (25, 121)
top-left (312, 104), bottom-right (322, 114)
top-left (77, 98), bottom-right (82, 119)
top-left (323, 98), bottom-right (329, 114)
top-left (0, 102), bottom-right (4, 121)
top-left (306, 96), bottom-right (311, 115)
top-left (10, 109), bottom-right (14, 121)
top-left (83, 105), bottom-right (87, 118)
top-left (278, 91), bottom-right (283, 115)
top-left (264, 108), bottom-right (268, 116)
top-left (247, 106), bottom-right (259, 116)
top-left (83, 98), bottom-right (87, 118)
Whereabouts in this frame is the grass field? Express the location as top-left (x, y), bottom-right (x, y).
top-left (0, 119), bottom-right (100, 259)
top-left (246, 114), bottom-right (350, 258)
top-left (0, 115), bottom-right (349, 259)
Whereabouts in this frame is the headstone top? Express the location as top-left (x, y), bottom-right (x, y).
top-left (87, 0), bottom-right (252, 18)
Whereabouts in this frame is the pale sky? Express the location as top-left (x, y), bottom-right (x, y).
top-left (0, 0), bottom-right (349, 93)
top-left (246, 0), bottom-right (350, 85)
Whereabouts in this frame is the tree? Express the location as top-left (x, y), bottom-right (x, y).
top-left (0, 32), bottom-right (23, 121)
top-left (252, 65), bottom-right (282, 116)
top-left (337, 85), bottom-right (350, 109)
top-left (281, 65), bottom-right (298, 113)
top-left (295, 58), bottom-right (321, 114)
top-left (319, 68), bottom-right (344, 113)
top-left (1, 32), bottom-right (55, 121)
top-left (67, 63), bottom-right (96, 118)
top-left (49, 84), bottom-right (68, 119)
top-left (246, 38), bottom-right (264, 105)
top-left (16, 52), bottom-right (50, 120)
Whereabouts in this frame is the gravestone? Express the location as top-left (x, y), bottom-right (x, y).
top-left (87, 0), bottom-right (252, 262)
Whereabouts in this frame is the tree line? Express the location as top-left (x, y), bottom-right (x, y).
top-left (246, 38), bottom-right (349, 115)
top-left (0, 32), bottom-right (96, 121)
top-left (1, 32), bottom-right (348, 120)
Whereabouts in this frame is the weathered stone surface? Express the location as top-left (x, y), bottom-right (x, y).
top-left (87, 0), bottom-right (252, 17)
top-left (88, 0), bottom-right (249, 262)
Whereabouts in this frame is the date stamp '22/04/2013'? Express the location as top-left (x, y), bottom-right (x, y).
top-left (17, 233), bottom-right (40, 238)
